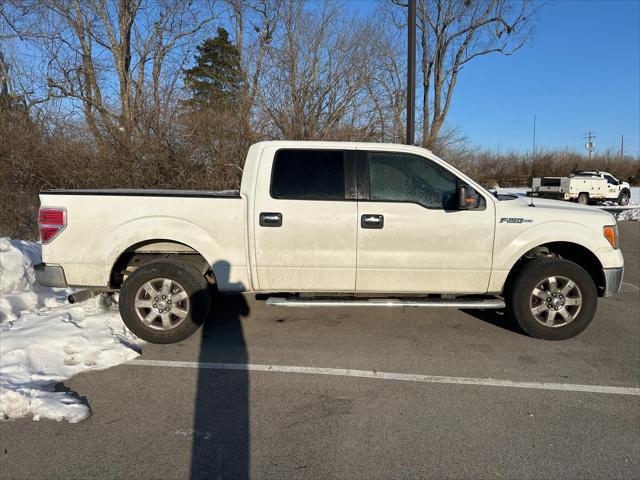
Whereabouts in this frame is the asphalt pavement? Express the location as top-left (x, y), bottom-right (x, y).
top-left (1, 222), bottom-right (639, 479)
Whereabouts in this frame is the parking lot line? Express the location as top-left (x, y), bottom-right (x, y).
top-left (125, 359), bottom-right (640, 396)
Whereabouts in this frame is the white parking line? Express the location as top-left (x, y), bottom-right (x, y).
top-left (125, 359), bottom-right (640, 396)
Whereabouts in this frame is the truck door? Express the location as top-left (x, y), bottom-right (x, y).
top-left (604, 174), bottom-right (619, 198)
top-left (355, 150), bottom-right (495, 294)
top-left (253, 146), bottom-right (358, 292)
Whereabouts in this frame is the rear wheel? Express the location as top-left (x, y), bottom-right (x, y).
top-left (506, 257), bottom-right (597, 340)
top-left (119, 258), bottom-right (211, 343)
top-left (577, 193), bottom-right (589, 205)
top-left (618, 191), bottom-right (630, 206)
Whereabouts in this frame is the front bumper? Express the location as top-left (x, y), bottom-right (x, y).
top-left (603, 267), bottom-right (624, 297)
top-left (34, 263), bottom-right (68, 288)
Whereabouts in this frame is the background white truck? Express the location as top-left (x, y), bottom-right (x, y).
top-left (35, 141), bottom-right (624, 342)
top-left (531, 171), bottom-right (631, 205)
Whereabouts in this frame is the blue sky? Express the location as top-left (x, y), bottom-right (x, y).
top-left (449, 0), bottom-right (640, 156)
top-left (355, 0), bottom-right (640, 155)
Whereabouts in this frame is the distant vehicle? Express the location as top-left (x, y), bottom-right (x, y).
top-left (531, 171), bottom-right (631, 206)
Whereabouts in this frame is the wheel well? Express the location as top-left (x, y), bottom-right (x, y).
top-left (109, 240), bottom-right (213, 289)
top-left (504, 242), bottom-right (605, 297)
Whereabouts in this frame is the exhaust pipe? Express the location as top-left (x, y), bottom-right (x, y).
top-left (68, 290), bottom-right (96, 304)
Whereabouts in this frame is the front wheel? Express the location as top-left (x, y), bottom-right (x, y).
top-left (618, 191), bottom-right (630, 206)
top-left (119, 258), bottom-right (211, 343)
top-left (506, 257), bottom-right (598, 340)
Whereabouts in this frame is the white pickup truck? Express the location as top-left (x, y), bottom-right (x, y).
top-left (35, 141), bottom-right (624, 342)
top-left (531, 171), bottom-right (631, 205)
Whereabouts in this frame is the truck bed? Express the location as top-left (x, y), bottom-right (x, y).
top-left (39, 190), bottom-right (248, 290)
top-left (41, 189), bottom-right (240, 198)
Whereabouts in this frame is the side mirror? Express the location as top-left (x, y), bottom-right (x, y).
top-left (458, 185), bottom-right (483, 210)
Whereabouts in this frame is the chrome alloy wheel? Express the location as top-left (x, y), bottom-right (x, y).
top-left (529, 276), bottom-right (582, 328)
top-left (134, 278), bottom-right (190, 331)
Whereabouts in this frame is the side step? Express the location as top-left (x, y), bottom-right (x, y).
top-left (265, 297), bottom-right (505, 309)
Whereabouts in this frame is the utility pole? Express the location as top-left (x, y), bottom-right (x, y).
top-left (406, 0), bottom-right (416, 145)
top-left (620, 135), bottom-right (624, 158)
top-left (584, 130), bottom-right (595, 160)
top-left (532, 113), bottom-right (536, 159)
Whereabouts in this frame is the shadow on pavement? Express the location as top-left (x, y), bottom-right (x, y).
top-left (190, 262), bottom-right (250, 479)
top-left (460, 308), bottom-right (523, 334)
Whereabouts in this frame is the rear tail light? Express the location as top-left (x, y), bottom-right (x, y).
top-left (39, 207), bottom-right (67, 243)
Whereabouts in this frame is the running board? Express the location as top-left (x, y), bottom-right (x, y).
top-left (265, 297), bottom-right (505, 309)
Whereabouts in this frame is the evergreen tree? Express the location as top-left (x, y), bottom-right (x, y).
top-left (184, 28), bottom-right (243, 109)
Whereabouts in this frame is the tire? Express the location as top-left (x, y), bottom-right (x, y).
top-left (618, 191), bottom-right (630, 206)
top-left (119, 257), bottom-right (211, 343)
top-left (506, 257), bottom-right (598, 340)
top-left (577, 193), bottom-right (589, 205)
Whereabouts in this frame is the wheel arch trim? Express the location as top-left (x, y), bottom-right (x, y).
top-left (102, 216), bottom-right (249, 291)
top-left (490, 224), bottom-right (610, 294)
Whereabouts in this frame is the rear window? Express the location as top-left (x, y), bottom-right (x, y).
top-left (271, 149), bottom-right (345, 200)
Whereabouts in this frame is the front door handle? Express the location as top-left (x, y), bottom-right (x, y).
top-left (260, 212), bottom-right (283, 227)
top-left (361, 214), bottom-right (384, 229)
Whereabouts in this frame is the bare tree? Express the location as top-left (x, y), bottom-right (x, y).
top-left (3, 0), bottom-right (217, 146)
top-left (364, 2), bottom-right (408, 143)
top-left (257, 0), bottom-right (380, 140)
top-left (225, 0), bottom-right (280, 140)
top-left (394, 0), bottom-right (537, 147)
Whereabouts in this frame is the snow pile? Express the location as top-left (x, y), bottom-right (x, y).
top-left (0, 239), bottom-right (55, 323)
top-left (495, 187), bottom-right (528, 197)
top-left (616, 209), bottom-right (640, 221)
top-left (0, 239), bottom-right (141, 423)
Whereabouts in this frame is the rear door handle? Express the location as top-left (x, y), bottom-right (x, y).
top-left (260, 212), bottom-right (283, 227)
top-left (361, 214), bottom-right (384, 229)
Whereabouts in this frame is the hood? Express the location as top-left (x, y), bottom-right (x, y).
top-left (519, 196), bottom-right (600, 212)
top-left (496, 196), bottom-right (616, 227)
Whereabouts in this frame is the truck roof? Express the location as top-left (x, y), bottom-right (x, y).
top-left (251, 140), bottom-right (434, 155)
top-left (573, 171), bottom-right (612, 177)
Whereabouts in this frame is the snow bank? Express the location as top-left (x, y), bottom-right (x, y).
top-left (616, 209), bottom-right (640, 221)
top-left (0, 239), bottom-right (141, 423)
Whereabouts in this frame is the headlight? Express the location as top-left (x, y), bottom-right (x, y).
top-left (603, 225), bottom-right (618, 249)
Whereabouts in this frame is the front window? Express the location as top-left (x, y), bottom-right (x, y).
top-left (366, 152), bottom-right (459, 209)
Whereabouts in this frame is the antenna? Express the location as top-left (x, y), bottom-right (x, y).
top-left (584, 130), bottom-right (595, 160)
